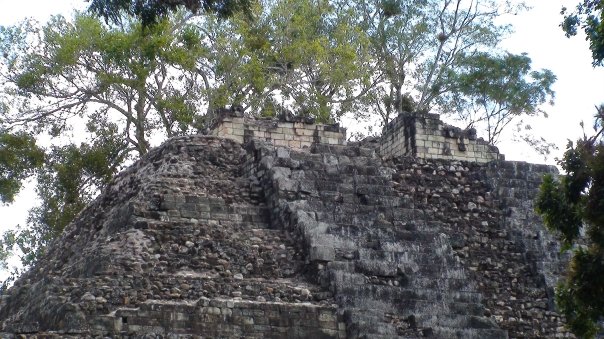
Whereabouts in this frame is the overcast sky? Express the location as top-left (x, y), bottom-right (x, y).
top-left (1, 0), bottom-right (603, 279)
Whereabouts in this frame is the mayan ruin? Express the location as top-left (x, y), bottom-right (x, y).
top-left (0, 110), bottom-right (571, 338)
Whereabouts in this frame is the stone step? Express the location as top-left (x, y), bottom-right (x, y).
top-left (356, 247), bottom-right (458, 261)
top-left (414, 314), bottom-right (499, 330)
top-left (326, 225), bottom-right (441, 241)
top-left (430, 326), bottom-right (508, 339)
top-left (349, 327), bottom-right (507, 339)
top-left (325, 267), bottom-right (475, 290)
top-left (305, 240), bottom-right (459, 268)
top-left (314, 179), bottom-right (395, 192)
top-left (334, 284), bottom-right (483, 306)
top-left (310, 143), bottom-right (378, 157)
top-left (346, 261), bottom-right (469, 282)
top-left (317, 191), bottom-right (401, 205)
top-left (314, 210), bottom-right (428, 228)
top-left (343, 309), bottom-right (504, 338)
top-left (290, 157), bottom-right (393, 179)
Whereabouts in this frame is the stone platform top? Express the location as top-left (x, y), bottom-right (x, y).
top-left (209, 109), bottom-right (503, 163)
top-left (210, 110), bottom-right (346, 149)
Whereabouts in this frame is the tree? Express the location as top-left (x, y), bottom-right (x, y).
top-left (0, 12), bottom-right (209, 273)
top-left (88, 0), bottom-right (252, 25)
top-left (1, 13), bottom-right (208, 156)
top-left (345, 0), bottom-right (525, 127)
top-left (446, 52), bottom-right (556, 145)
top-left (533, 3), bottom-right (604, 337)
top-left (535, 106), bottom-right (604, 337)
top-left (199, 0), bottom-right (372, 122)
top-left (0, 132), bottom-right (44, 204)
top-left (562, 0), bottom-right (604, 66)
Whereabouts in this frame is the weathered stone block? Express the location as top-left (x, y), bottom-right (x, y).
top-left (310, 246), bottom-right (335, 262)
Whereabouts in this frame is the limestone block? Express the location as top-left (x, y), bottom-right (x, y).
top-left (427, 147), bottom-right (440, 155)
top-left (323, 131), bottom-right (343, 139)
top-left (431, 141), bottom-right (443, 148)
top-left (326, 137), bottom-right (341, 145)
top-left (475, 144), bottom-right (487, 152)
top-left (246, 124), bottom-right (259, 131)
top-left (275, 177), bottom-right (298, 192)
top-left (277, 122), bottom-right (294, 129)
top-left (289, 140), bottom-right (301, 148)
top-left (295, 128), bottom-right (315, 136)
top-left (430, 135), bottom-right (446, 143)
top-left (276, 147), bottom-right (290, 158)
top-left (271, 133), bottom-right (285, 140)
top-left (310, 246), bottom-right (335, 262)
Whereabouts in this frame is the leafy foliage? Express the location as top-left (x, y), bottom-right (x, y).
top-left (562, 0), bottom-right (604, 66)
top-left (535, 107), bottom-right (604, 338)
top-left (199, 0), bottom-right (372, 122)
top-left (0, 12), bottom-right (209, 275)
top-left (1, 13), bottom-right (209, 155)
top-left (447, 52), bottom-right (556, 144)
top-left (346, 0), bottom-right (525, 128)
top-left (0, 132), bottom-right (44, 204)
top-left (88, 0), bottom-right (251, 25)
top-left (532, 2), bottom-right (604, 336)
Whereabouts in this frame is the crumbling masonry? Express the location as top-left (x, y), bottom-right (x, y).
top-left (1, 111), bottom-right (571, 338)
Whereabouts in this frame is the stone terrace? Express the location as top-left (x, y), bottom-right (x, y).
top-left (0, 111), bottom-right (571, 338)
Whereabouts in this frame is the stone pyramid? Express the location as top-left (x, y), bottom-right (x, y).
top-left (0, 112), bottom-right (571, 338)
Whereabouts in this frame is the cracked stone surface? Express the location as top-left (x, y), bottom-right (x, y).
top-left (0, 132), bottom-right (571, 338)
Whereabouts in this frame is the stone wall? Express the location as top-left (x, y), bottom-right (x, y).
top-left (380, 112), bottom-right (503, 163)
top-left (239, 139), bottom-right (570, 338)
top-left (92, 298), bottom-right (344, 338)
top-left (0, 136), bottom-right (342, 338)
top-left (211, 115), bottom-right (346, 149)
top-left (0, 116), bottom-right (572, 338)
top-left (211, 111), bottom-right (500, 163)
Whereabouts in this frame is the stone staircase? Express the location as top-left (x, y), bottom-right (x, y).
top-left (0, 136), bottom-right (337, 337)
top-left (247, 141), bottom-right (508, 339)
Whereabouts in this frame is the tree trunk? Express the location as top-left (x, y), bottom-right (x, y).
top-left (134, 89), bottom-right (149, 155)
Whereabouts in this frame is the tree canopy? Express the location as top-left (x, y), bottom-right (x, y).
top-left (348, 0), bottom-right (526, 127)
top-left (0, 12), bottom-right (210, 274)
top-left (447, 52), bottom-right (556, 145)
top-left (88, 0), bottom-right (252, 25)
top-left (535, 107), bottom-right (604, 338)
top-left (0, 132), bottom-right (44, 204)
top-left (202, 0), bottom-right (554, 140)
top-left (211, 0), bottom-right (373, 121)
top-left (562, 0), bottom-right (604, 65)
top-left (533, 2), bottom-right (604, 337)
top-left (1, 13), bottom-right (209, 155)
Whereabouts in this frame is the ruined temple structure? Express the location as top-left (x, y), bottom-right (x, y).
top-left (0, 111), bottom-right (572, 338)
